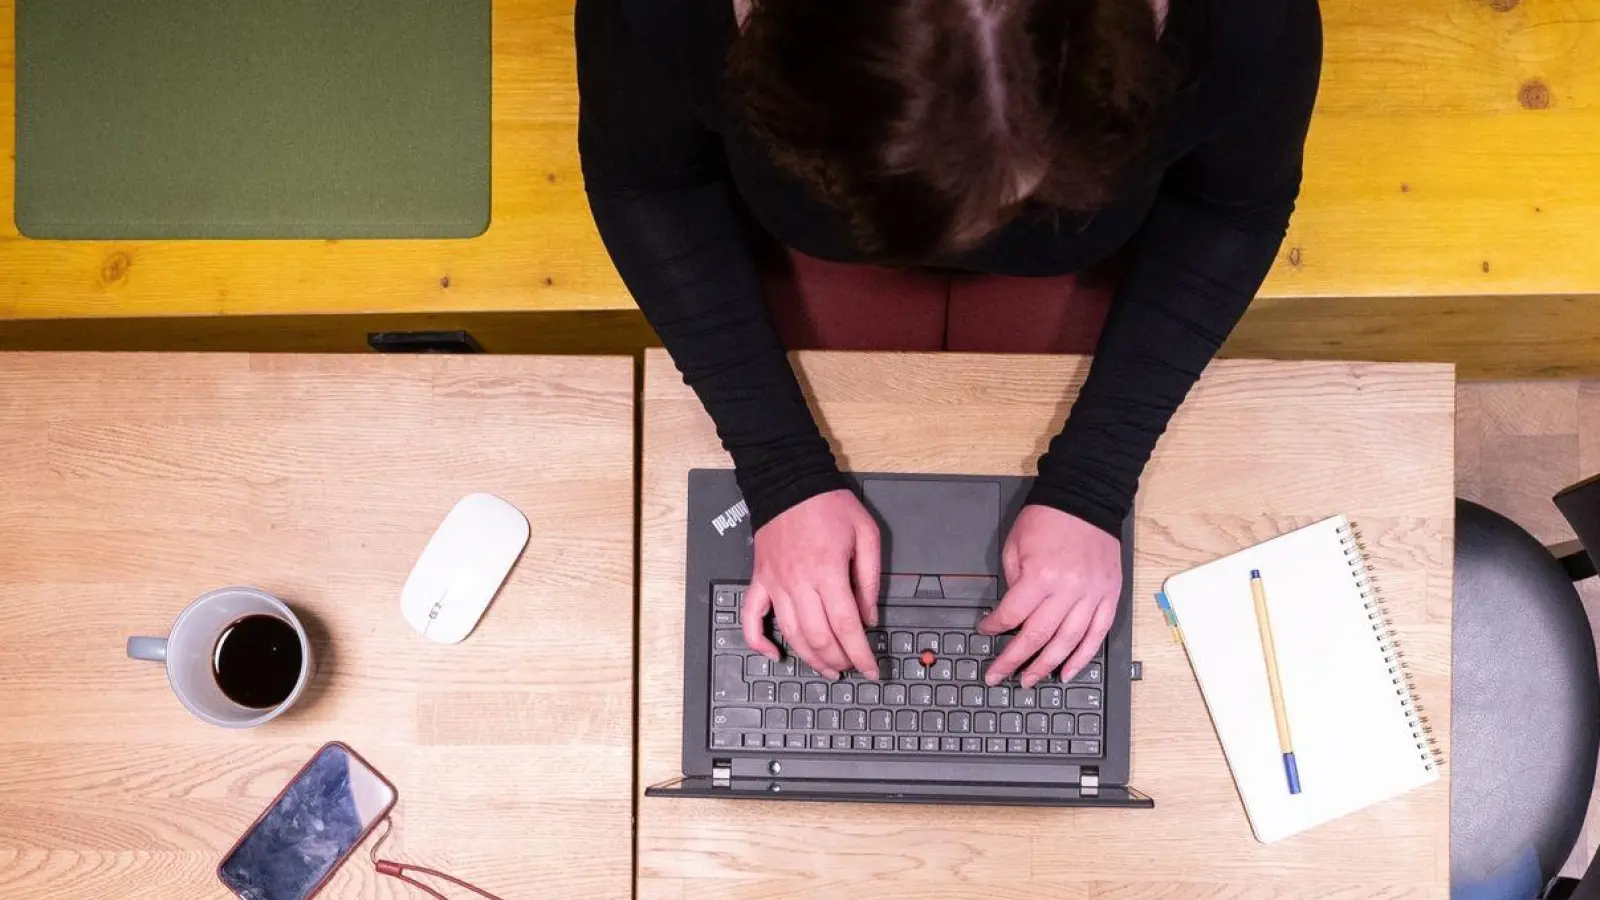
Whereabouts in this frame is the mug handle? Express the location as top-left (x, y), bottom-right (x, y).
top-left (127, 636), bottom-right (168, 663)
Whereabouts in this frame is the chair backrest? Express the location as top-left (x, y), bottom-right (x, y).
top-left (1555, 473), bottom-right (1600, 582)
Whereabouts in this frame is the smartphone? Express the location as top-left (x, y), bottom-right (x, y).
top-left (217, 742), bottom-right (399, 900)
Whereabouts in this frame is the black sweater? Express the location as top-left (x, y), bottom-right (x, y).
top-left (578, 0), bottom-right (1322, 534)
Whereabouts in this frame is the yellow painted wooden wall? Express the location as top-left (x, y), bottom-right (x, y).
top-left (2, 0), bottom-right (1599, 374)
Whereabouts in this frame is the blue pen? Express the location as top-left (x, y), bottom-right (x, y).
top-left (1249, 569), bottom-right (1301, 795)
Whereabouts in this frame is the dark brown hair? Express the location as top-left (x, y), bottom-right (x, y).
top-left (729, 0), bottom-right (1173, 263)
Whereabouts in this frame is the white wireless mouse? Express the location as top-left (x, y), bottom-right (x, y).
top-left (402, 493), bottom-right (530, 644)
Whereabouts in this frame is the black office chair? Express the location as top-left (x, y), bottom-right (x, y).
top-left (1453, 473), bottom-right (1600, 900)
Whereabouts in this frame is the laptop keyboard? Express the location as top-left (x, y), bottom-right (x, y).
top-left (709, 583), bottom-right (1106, 759)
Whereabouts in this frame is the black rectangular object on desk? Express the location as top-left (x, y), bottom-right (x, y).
top-left (648, 468), bottom-right (1149, 809)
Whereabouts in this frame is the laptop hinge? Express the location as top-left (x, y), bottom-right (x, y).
top-left (1080, 768), bottom-right (1100, 797)
top-left (712, 759), bottom-right (732, 787)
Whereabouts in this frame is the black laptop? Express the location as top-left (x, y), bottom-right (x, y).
top-left (646, 470), bottom-right (1152, 807)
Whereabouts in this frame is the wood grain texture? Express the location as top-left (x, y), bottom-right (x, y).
top-left (639, 350), bottom-right (1455, 899)
top-left (3, 0), bottom-right (1600, 321)
top-left (1455, 380), bottom-right (1600, 879)
top-left (0, 353), bottom-right (636, 899)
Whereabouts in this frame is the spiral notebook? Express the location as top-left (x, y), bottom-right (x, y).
top-left (1162, 515), bottom-right (1440, 844)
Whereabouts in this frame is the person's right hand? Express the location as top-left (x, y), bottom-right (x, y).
top-left (741, 489), bottom-right (882, 680)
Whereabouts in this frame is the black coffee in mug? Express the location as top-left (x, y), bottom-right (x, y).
top-left (212, 615), bottom-right (303, 709)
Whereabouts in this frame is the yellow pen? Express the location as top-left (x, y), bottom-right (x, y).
top-left (1250, 569), bottom-right (1301, 795)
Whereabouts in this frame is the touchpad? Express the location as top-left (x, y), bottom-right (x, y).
top-left (862, 478), bottom-right (1001, 577)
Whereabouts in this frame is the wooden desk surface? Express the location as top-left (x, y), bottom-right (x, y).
top-left (0, 353), bottom-right (636, 898)
top-left (639, 350), bottom-right (1455, 899)
top-left (2, 0), bottom-right (1600, 322)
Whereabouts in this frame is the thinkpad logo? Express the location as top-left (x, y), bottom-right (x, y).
top-left (711, 499), bottom-right (749, 537)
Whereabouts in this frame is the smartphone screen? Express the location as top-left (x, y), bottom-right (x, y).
top-left (218, 743), bottom-right (398, 900)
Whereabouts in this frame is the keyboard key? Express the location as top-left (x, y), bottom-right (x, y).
top-left (712, 655), bottom-right (747, 703)
top-left (1026, 712), bottom-right (1049, 734)
top-left (1029, 738), bottom-right (1049, 754)
top-left (941, 736), bottom-right (961, 752)
top-left (922, 710), bottom-right (946, 733)
top-left (962, 737), bottom-right (984, 753)
top-left (961, 686), bottom-right (986, 708)
top-left (752, 682), bottom-right (776, 703)
top-left (712, 708), bottom-right (761, 729)
top-left (830, 683), bottom-right (855, 705)
top-left (714, 589), bottom-right (739, 608)
top-left (886, 658), bottom-right (901, 680)
top-left (767, 733), bottom-right (786, 748)
top-left (844, 709), bottom-right (867, 731)
top-left (713, 630), bottom-right (743, 651)
top-left (857, 683), bottom-right (881, 706)
top-left (995, 634), bottom-right (1013, 656)
top-left (1008, 738), bottom-right (1028, 753)
top-left (986, 737), bottom-right (1007, 753)
top-left (929, 659), bottom-right (954, 681)
top-left (711, 732), bottom-right (736, 748)
top-left (778, 682), bottom-right (802, 704)
top-left (736, 733), bottom-right (759, 747)
top-left (974, 712), bottom-right (998, 734)
top-left (969, 634), bottom-right (993, 656)
top-left (899, 736), bottom-right (919, 751)
top-left (805, 683), bottom-right (829, 704)
top-left (999, 712), bottom-right (1024, 735)
top-left (934, 685), bottom-right (959, 707)
top-left (987, 687), bottom-right (1012, 708)
top-left (792, 708), bottom-right (814, 730)
top-left (811, 734), bottom-right (832, 749)
top-left (874, 735), bottom-right (895, 750)
top-left (895, 710), bottom-right (920, 732)
top-left (1078, 714), bottom-right (1102, 736)
top-left (868, 631), bottom-right (889, 654)
top-left (1039, 686), bottom-right (1064, 709)
top-left (1052, 713), bottom-right (1076, 735)
top-left (942, 633), bottom-right (967, 655)
top-left (917, 633), bottom-right (940, 652)
top-left (772, 657), bottom-right (797, 677)
top-left (817, 709), bottom-right (842, 731)
top-left (1066, 688), bottom-right (1102, 710)
top-left (948, 711), bottom-right (971, 733)
top-left (1070, 662), bottom-right (1103, 685)
top-left (908, 685), bottom-right (934, 706)
top-left (904, 662), bottom-right (927, 681)
top-left (920, 736), bottom-right (941, 752)
top-left (787, 734), bottom-right (808, 749)
top-left (1049, 739), bottom-right (1071, 754)
top-left (1015, 688), bottom-right (1037, 709)
top-left (854, 735), bottom-right (873, 750)
top-left (869, 709), bottom-right (893, 731)
top-left (799, 661), bottom-right (818, 678)
top-left (766, 708), bottom-right (789, 730)
top-left (891, 632), bottom-right (915, 654)
top-left (955, 659), bottom-right (980, 682)
top-left (1070, 740), bottom-right (1101, 756)
top-left (714, 611), bottom-right (736, 626)
top-left (883, 684), bottom-right (908, 706)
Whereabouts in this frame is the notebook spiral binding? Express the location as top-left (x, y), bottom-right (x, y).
top-left (1339, 522), bottom-right (1442, 772)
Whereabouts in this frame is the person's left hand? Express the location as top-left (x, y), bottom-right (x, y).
top-left (979, 505), bottom-right (1121, 688)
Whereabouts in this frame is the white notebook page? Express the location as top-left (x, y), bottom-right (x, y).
top-left (1163, 515), bottom-right (1438, 843)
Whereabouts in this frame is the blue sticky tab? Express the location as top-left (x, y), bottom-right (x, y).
top-left (1251, 569), bottom-right (1262, 579)
top-left (1283, 752), bottom-right (1302, 794)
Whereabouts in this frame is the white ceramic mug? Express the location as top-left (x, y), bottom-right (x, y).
top-left (127, 586), bottom-right (314, 728)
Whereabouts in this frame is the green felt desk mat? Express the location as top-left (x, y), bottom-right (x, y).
top-left (16, 0), bottom-right (490, 239)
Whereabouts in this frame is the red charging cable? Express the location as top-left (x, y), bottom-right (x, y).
top-left (369, 818), bottom-right (505, 900)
